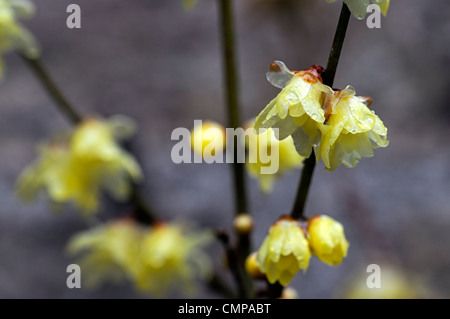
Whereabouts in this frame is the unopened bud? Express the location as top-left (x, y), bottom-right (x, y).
top-left (234, 214), bottom-right (253, 234)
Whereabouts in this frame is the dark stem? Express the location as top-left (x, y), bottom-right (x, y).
top-left (20, 55), bottom-right (82, 125)
top-left (267, 281), bottom-right (283, 299)
top-left (21, 55), bottom-right (157, 225)
top-left (218, 0), bottom-right (252, 298)
top-left (208, 273), bottom-right (237, 299)
top-left (129, 183), bottom-right (156, 225)
top-left (322, 2), bottom-right (351, 86)
top-left (218, 0), bottom-right (248, 216)
top-left (289, 3), bottom-right (351, 220)
top-left (290, 153), bottom-right (316, 220)
top-left (216, 231), bottom-right (252, 298)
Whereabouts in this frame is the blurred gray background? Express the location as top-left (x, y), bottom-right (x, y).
top-left (0, 0), bottom-right (449, 298)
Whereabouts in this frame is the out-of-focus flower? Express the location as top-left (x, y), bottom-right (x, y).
top-left (133, 223), bottom-right (212, 297)
top-left (317, 85), bottom-right (388, 171)
top-left (245, 119), bottom-right (304, 192)
top-left (181, 0), bottom-right (198, 10)
top-left (0, 0), bottom-right (40, 77)
top-left (254, 61), bottom-right (388, 171)
top-left (234, 214), bottom-right (253, 234)
top-left (255, 61), bottom-right (331, 158)
top-left (16, 116), bottom-right (142, 217)
top-left (342, 264), bottom-right (422, 299)
top-left (279, 287), bottom-right (299, 299)
top-left (307, 215), bottom-right (349, 266)
top-left (67, 220), bottom-right (213, 297)
top-left (256, 216), bottom-right (310, 286)
top-left (327, 0), bottom-right (390, 19)
top-left (66, 219), bottom-right (143, 287)
top-left (190, 120), bottom-right (226, 159)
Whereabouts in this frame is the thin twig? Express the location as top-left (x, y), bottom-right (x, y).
top-left (20, 55), bottom-right (82, 125)
top-left (216, 230), bottom-right (251, 298)
top-left (218, 0), bottom-right (253, 298)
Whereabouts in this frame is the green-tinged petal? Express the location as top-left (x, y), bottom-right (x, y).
top-left (255, 98), bottom-right (278, 131)
top-left (344, 0), bottom-right (371, 19)
top-left (374, 0), bottom-right (390, 16)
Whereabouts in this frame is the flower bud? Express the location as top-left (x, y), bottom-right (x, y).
top-left (244, 252), bottom-right (265, 279)
top-left (190, 121), bottom-right (225, 158)
top-left (307, 215), bottom-right (349, 266)
top-left (256, 216), bottom-right (310, 286)
top-left (234, 214), bottom-right (253, 234)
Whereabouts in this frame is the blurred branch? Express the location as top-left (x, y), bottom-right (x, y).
top-left (20, 56), bottom-right (82, 125)
top-left (218, 0), bottom-right (248, 217)
top-left (20, 55), bottom-right (157, 225)
top-left (208, 272), bottom-right (236, 299)
top-left (218, 0), bottom-right (253, 297)
top-left (216, 230), bottom-right (252, 298)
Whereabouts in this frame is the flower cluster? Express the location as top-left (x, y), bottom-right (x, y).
top-left (255, 215), bottom-right (349, 286)
top-left (0, 0), bottom-right (39, 77)
top-left (67, 220), bottom-right (212, 296)
top-left (255, 61), bottom-right (388, 171)
top-left (16, 116), bottom-right (142, 217)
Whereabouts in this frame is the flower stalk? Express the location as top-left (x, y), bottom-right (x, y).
top-left (289, 3), bottom-right (351, 221)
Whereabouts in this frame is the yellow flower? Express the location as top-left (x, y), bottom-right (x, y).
top-left (67, 220), bottom-right (212, 297)
top-left (0, 0), bottom-right (39, 76)
top-left (190, 120), bottom-right (226, 159)
top-left (245, 120), bottom-right (304, 192)
top-left (327, 0), bottom-right (390, 19)
top-left (66, 219), bottom-right (143, 287)
top-left (307, 215), bottom-right (349, 266)
top-left (255, 61), bottom-right (388, 171)
top-left (133, 223), bottom-right (212, 296)
top-left (317, 85), bottom-right (389, 171)
top-left (16, 116), bottom-right (142, 216)
top-left (255, 61), bottom-right (332, 158)
top-left (245, 252), bottom-right (265, 280)
top-left (256, 216), bottom-right (310, 286)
